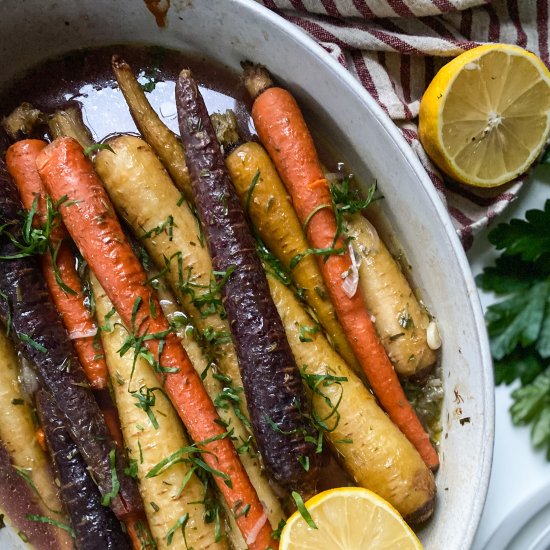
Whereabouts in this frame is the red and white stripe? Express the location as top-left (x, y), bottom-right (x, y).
top-left (257, 0), bottom-right (549, 249)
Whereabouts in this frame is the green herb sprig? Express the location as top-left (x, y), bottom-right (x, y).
top-left (477, 200), bottom-right (550, 458)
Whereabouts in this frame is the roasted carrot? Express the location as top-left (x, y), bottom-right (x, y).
top-left (244, 64), bottom-right (439, 470)
top-left (0, 161), bottom-right (143, 521)
top-left (112, 56), bottom-right (192, 201)
top-left (6, 138), bottom-right (152, 548)
top-left (346, 213), bottom-right (439, 378)
top-left (268, 274), bottom-right (436, 523)
top-left (37, 136), bottom-right (277, 550)
top-left (92, 274), bottom-right (227, 550)
top-left (36, 390), bottom-right (132, 550)
top-left (176, 70), bottom-right (320, 496)
top-left (92, 134), bottom-right (285, 525)
top-left (212, 111), bottom-right (359, 374)
top-left (6, 139), bottom-right (108, 390)
top-left (0, 332), bottom-right (72, 549)
top-left (94, 134), bottom-right (249, 417)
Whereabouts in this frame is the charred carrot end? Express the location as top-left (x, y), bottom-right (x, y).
top-left (37, 137), bottom-right (277, 550)
top-left (247, 68), bottom-right (439, 470)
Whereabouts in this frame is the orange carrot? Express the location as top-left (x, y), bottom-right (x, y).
top-left (6, 139), bottom-right (152, 548)
top-left (247, 75), bottom-right (439, 470)
top-left (6, 139), bottom-right (108, 390)
top-left (37, 137), bottom-right (277, 550)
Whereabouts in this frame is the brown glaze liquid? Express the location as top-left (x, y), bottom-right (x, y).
top-left (0, 44), bottom-right (255, 145)
top-left (0, 44), bottom-right (353, 493)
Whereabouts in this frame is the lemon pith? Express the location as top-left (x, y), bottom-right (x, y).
top-left (419, 44), bottom-right (550, 188)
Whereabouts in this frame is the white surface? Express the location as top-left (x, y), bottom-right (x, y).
top-left (469, 165), bottom-right (550, 550)
top-left (0, 1), bottom-right (494, 548)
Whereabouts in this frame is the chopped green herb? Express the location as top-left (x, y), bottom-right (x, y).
top-left (272, 519), bottom-right (286, 540)
top-left (26, 514), bottom-right (75, 537)
top-left (298, 455), bottom-right (310, 471)
top-left (124, 458), bottom-right (139, 479)
top-left (19, 333), bottom-right (47, 353)
top-left (51, 240), bottom-right (77, 295)
top-left (329, 177), bottom-right (378, 247)
top-left (303, 203), bottom-right (331, 231)
top-left (202, 327), bottom-right (232, 346)
top-left (13, 466), bottom-right (63, 514)
top-left (298, 324), bottom-right (320, 343)
top-left (0, 514), bottom-right (5, 529)
top-left (245, 170), bottom-right (261, 216)
top-left (166, 513), bottom-right (189, 546)
top-left (150, 501), bottom-right (160, 513)
top-left (131, 385), bottom-right (165, 430)
top-left (138, 440), bottom-right (144, 464)
top-left (0, 195), bottom-right (62, 260)
top-left (83, 143), bottom-right (115, 157)
top-left (140, 216), bottom-right (175, 242)
top-left (11, 398), bottom-right (24, 405)
top-left (101, 449), bottom-right (120, 506)
top-left (291, 491), bottom-right (317, 529)
top-left (18, 531), bottom-right (29, 543)
top-left (290, 246), bottom-right (346, 270)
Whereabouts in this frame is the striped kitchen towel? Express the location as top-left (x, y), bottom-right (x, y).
top-left (257, 0), bottom-right (550, 249)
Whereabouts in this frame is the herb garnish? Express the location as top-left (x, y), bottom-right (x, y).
top-left (166, 513), bottom-right (189, 546)
top-left (329, 176), bottom-right (378, 248)
top-left (477, 200), bottom-right (550, 458)
top-left (101, 449), bottom-right (120, 506)
top-left (291, 491), bottom-right (317, 529)
top-left (26, 514), bottom-right (75, 537)
top-left (0, 196), bottom-right (61, 260)
top-left (140, 216), bottom-right (175, 242)
top-left (19, 333), bottom-right (47, 353)
top-left (83, 143), bottom-right (115, 157)
top-left (131, 385), bottom-right (165, 429)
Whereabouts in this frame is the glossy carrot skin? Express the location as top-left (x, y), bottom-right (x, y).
top-left (176, 70), bottom-right (320, 496)
top-left (5, 139), bottom-right (152, 544)
top-left (0, 160), bottom-right (142, 520)
top-left (37, 137), bottom-right (277, 550)
top-left (252, 87), bottom-right (439, 470)
top-left (6, 139), bottom-right (108, 390)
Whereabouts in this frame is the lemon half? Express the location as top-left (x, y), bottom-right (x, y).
top-left (419, 44), bottom-right (550, 187)
top-left (279, 487), bottom-right (423, 550)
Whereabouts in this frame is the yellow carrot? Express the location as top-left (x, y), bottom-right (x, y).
top-left (267, 274), bottom-right (436, 523)
top-left (92, 273), bottom-right (228, 550)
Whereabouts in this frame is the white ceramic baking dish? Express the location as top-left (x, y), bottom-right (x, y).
top-left (0, 1), bottom-right (494, 548)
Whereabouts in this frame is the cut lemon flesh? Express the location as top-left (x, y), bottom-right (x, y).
top-left (279, 487), bottom-right (423, 550)
top-left (419, 44), bottom-right (550, 187)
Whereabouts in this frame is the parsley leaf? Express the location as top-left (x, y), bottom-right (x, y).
top-left (510, 369), bottom-right (550, 459)
top-left (477, 200), bottom-right (550, 459)
top-left (488, 200), bottom-right (550, 269)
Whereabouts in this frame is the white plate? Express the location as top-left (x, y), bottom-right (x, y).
top-left (0, 1), bottom-right (494, 548)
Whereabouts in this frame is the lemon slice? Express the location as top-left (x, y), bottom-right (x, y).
top-left (419, 44), bottom-right (550, 187)
top-left (279, 488), bottom-right (423, 549)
